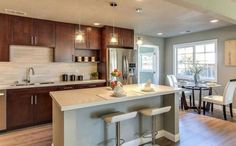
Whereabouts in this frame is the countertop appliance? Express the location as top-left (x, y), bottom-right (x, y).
top-left (108, 48), bottom-right (137, 85)
top-left (0, 90), bottom-right (6, 131)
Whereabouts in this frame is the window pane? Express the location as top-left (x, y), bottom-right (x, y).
top-left (196, 45), bottom-right (204, 53)
top-left (186, 47), bottom-right (193, 53)
top-left (205, 43), bottom-right (215, 52)
top-left (206, 53), bottom-right (215, 64)
top-left (141, 54), bottom-right (153, 71)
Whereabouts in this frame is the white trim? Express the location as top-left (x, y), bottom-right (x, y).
top-left (123, 130), bottom-right (179, 146)
top-left (212, 104), bottom-right (236, 114)
top-left (173, 39), bottom-right (218, 82)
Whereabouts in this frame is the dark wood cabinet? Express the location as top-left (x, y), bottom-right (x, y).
top-left (7, 87), bottom-right (57, 130)
top-left (78, 82), bottom-right (106, 89)
top-left (9, 15), bottom-right (55, 47)
top-left (6, 82), bottom-right (105, 130)
top-left (118, 28), bottom-right (134, 48)
top-left (33, 19), bottom-right (55, 47)
top-left (75, 26), bottom-right (101, 50)
top-left (0, 14), bottom-right (9, 61)
top-left (9, 16), bottom-right (33, 45)
top-left (55, 23), bottom-right (75, 62)
top-left (7, 89), bottom-right (34, 130)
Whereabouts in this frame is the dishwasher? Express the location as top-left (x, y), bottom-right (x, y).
top-left (0, 90), bottom-right (6, 131)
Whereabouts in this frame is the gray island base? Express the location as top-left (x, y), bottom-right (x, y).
top-left (50, 84), bottom-right (180, 146)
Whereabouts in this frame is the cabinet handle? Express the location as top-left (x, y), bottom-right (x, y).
top-left (31, 36), bottom-right (34, 45)
top-left (63, 87), bottom-right (73, 90)
top-left (31, 96), bottom-right (34, 105)
top-left (35, 36), bottom-right (38, 45)
top-left (35, 95), bottom-right (37, 104)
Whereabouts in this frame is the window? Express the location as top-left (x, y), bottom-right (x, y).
top-left (140, 53), bottom-right (154, 71)
top-left (174, 39), bottom-right (217, 81)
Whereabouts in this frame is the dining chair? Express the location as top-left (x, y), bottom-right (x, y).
top-left (203, 79), bottom-right (236, 120)
top-left (167, 75), bottom-right (192, 110)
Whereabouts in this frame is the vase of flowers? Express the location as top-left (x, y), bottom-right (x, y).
top-left (189, 64), bottom-right (203, 85)
top-left (110, 69), bottom-right (122, 90)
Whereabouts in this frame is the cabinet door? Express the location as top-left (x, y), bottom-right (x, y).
top-left (33, 19), bottom-right (55, 48)
top-left (55, 23), bottom-right (75, 62)
top-left (0, 14), bottom-right (9, 61)
top-left (75, 25), bottom-right (88, 49)
top-left (88, 27), bottom-right (101, 50)
top-left (34, 90), bottom-right (53, 124)
top-left (7, 89), bottom-right (34, 130)
top-left (121, 29), bottom-right (134, 48)
top-left (9, 16), bottom-right (33, 45)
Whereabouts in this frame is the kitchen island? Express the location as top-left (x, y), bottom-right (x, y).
top-left (50, 84), bottom-right (181, 146)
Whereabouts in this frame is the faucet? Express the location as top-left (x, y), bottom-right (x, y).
top-left (24, 67), bottom-right (35, 83)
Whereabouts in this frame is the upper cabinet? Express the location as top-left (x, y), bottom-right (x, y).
top-left (0, 14), bottom-right (9, 61)
top-left (9, 15), bottom-right (55, 48)
top-left (102, 26), bottom-right (134, 48)
top-left (75, 25), bottom-right (101, 50)
top-left (33, 19), bottom-right (55, 48)
top-left (9, 16), bottom-right (33, 46)
top-left (55, 22), bottom-right (75, 62)
top-left (118, 28), bottom-right (134, 48)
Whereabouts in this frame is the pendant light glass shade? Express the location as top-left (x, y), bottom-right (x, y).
top-left (76, 30), bottom-right (84, 42)
top-left (110, 33), bottom-right (118, 44)
top-left (136, 37), bottom-right (143, 45)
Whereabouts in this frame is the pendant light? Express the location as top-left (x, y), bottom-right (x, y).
top-left (110, 1), bottom-right (118, 44)
top-left (136, 36), bottom-right (143, 45)
top-left (76, 24), bottom-right (84, 42)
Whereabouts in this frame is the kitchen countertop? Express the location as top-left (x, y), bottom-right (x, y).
top-left (50, 84), bottom-right (181, 111)
top-left (0, 79), bottom-right (106, 90)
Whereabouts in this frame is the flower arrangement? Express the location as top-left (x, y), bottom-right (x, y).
top-left (110, 69), bottom-right (122, 89)
top-left (111, 69), bottom-right (122, 77)
top-left (189, 64), bottom-right (203, 84)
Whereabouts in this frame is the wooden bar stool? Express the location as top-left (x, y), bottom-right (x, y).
top-left (139, 106), bottom-right (171, 146)
top-left (103, 111), bottom-right (138, 146)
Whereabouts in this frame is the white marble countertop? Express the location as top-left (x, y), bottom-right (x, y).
top-left (0, 79), bottom-right (106, 90)
top-left (50, 84), bottom-right (181, 111)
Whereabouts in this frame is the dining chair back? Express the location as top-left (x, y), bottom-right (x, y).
top-left (171, 75), bottom-right (179, 88)
top-left (223, 79), bottom-right (236, 105)
top-left (167, 75), bottom-right (174, 87)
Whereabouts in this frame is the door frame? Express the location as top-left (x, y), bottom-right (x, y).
top-left (137, 44), bottom-right (160, 84)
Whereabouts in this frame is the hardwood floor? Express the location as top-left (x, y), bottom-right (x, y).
top-left (1, 111), bottom-right (236, 146)
top-left (0, 124), bottom-right (52, 146)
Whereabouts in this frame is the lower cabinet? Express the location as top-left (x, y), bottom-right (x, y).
top-left (7, 87), bottom-right (58, 130)
top-left (6, 82), bottom-right (106, 130)
top-left (7, 89), bottom-right (34, 129)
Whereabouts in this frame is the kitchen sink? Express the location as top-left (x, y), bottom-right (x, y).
top-left (11, 83), bottom-right (35, 86)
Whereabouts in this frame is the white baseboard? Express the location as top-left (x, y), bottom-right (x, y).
top-left (212, 104), bottom-right (236, 114)
top-left (123, 130), bottom-right (179, 146)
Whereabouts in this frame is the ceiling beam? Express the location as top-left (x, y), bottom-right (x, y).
top-left (167, 0), bottom-right (236, 24)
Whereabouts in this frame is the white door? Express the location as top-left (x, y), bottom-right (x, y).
top-left (138, 45), bottom-right (159, 84)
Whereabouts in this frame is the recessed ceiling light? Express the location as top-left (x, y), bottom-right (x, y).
top-left (136, 8), bottom-right (143, 13)
top-left (157, 33), bottom-right (163, 36)
top-left (210, 19), bottom-right (219, 23)
top-left (93, 23), bottom-right (101, 26)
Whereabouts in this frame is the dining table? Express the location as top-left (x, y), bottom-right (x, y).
top-left (180, 82), bottom-right (221, 114)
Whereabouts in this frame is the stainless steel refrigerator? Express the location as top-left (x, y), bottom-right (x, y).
top-left (108, 48), bottom-right (137, 85)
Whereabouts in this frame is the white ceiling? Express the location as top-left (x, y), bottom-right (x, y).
top-left (0, 0), bottom-right (232, 37)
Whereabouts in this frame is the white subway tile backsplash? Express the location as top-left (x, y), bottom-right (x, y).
top-left (0, 62), bottom-right (97, 85)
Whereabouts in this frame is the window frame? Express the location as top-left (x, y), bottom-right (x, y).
top-left (173, 39), bottom-right (218, 82)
